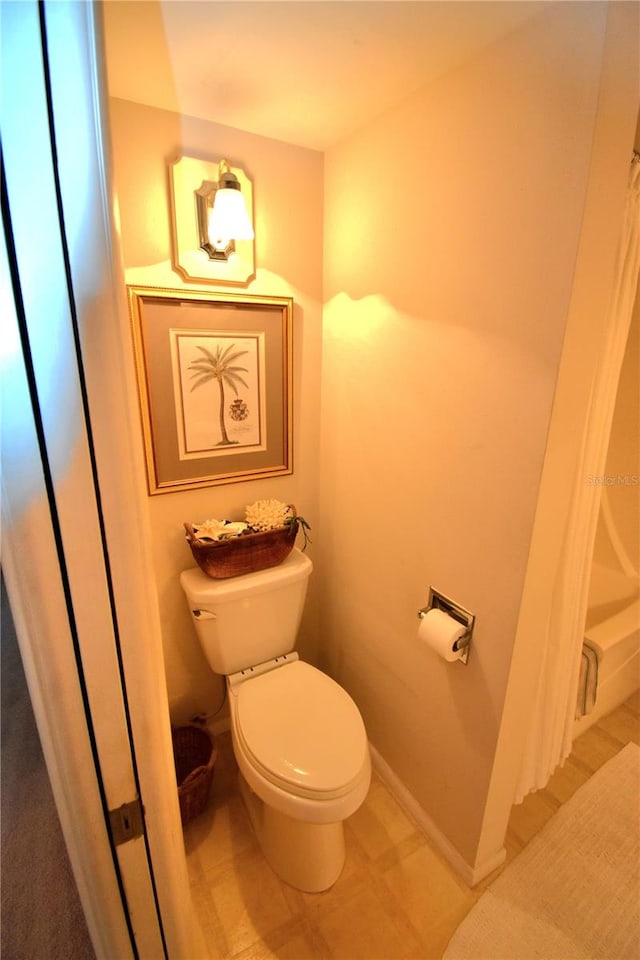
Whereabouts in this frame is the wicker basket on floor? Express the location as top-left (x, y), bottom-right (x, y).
top-left (171, 725), bottom-right (217, 826)
top-left (184, 513), bottom-right (299, 579)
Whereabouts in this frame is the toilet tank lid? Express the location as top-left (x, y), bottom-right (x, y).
top-left (180, 547), bottom-right (312, 603)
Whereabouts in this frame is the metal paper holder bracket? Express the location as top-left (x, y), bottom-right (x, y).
top-left (417, 588), bottom-right (475, 665)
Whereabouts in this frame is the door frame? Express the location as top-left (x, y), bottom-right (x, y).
top-left (1, 2), bottom-right (193, 956)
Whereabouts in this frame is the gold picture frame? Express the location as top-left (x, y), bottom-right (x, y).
top-left (128, 286), bottom-right (293, 494)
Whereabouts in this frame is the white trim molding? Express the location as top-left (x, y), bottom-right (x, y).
top-left (368, 742), bottom-right (506, 887)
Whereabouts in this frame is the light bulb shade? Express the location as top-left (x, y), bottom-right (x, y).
top-left (208, 187), bottom-right (255, 243)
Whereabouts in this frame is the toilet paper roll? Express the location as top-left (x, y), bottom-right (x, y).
top-left (418, 608), bottom-right (467, 662)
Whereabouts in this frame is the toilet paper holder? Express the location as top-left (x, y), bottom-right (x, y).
top-left (417, 587), bottom-right (475, 665)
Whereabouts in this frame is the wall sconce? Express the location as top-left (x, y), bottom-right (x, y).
top-left (170, 155), bottom-right (255, 285)
top-left (195, 160), bottom-right (255, 261)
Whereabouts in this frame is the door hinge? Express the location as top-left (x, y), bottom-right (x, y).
top-left (109, 797), bottom-right (144, 846)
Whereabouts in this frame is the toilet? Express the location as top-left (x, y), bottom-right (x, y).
top-left (180, 547), bottom-right (371, 892)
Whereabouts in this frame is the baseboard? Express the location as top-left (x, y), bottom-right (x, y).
top-left (368, 742), bottom-right (506, 887)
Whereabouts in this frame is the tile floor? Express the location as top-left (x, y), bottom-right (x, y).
top-left (184, 692), bottom-right (639, 959)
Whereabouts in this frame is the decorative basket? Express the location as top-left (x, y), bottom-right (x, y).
top-left (184, 515), bottom-right (299, 579)
top-left (171, 725), bottom-right (217, 826)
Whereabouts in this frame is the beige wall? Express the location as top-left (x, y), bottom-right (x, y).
top-left (107, 0), bottom-right (638, 879)
top-left (108, 98), bottom-right (324, 720)
top-left (319, 0), bottom-right (635, 870)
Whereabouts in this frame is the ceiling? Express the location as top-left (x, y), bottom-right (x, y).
top-left (102, 0), bottom-right (546, 152)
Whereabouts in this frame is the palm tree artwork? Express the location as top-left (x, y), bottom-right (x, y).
top-left (188, 341), bottom-right (250, 446)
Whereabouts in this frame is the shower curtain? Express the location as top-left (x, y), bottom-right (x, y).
top-left (514, 157), bottom-right (640, 802)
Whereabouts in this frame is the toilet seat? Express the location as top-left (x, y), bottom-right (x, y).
top-left (232, 660), bottom-right (369, 801)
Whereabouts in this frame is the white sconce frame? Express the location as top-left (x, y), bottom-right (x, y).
top-left (169, 154), bottom-right (255, 286)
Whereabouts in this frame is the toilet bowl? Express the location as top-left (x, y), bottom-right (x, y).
top-left (229, 656), bottom-right (371, 821)
top-left (227, 655), bottom-right (371, 891)
top-left (180, 548), bottom-right (371, 891)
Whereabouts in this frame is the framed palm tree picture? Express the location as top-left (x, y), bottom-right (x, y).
top-left (128, 286), bottom-right (293, 494)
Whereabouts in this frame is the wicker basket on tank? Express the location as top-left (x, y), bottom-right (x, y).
top-left (184, 512), bottom-right (299, 580)
top-left (171, 725), bottom-right (217, 826)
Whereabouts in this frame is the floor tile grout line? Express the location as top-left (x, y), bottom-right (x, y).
top-left (185, 697), bottom-right (638, 960)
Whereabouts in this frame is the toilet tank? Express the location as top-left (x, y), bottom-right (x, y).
top-left (180, 547), bottom-right (313, 675)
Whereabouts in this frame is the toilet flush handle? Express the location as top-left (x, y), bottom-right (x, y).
top-left (192, 608), bottom-right (216, 621)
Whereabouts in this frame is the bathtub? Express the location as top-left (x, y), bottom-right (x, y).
top-left (574, 562), bottom-right (639, 735)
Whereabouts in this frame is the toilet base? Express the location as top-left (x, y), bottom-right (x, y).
top-left (238, 772), bottom-right (345, 892)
